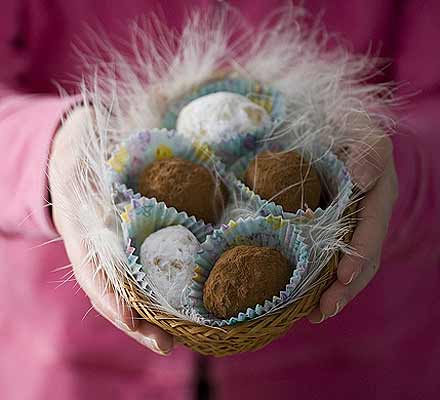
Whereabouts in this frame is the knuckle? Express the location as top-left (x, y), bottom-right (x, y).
top-left (370, 260), bottom-right (380, 273)
top-left (357, 255), bottom-right (370, 273)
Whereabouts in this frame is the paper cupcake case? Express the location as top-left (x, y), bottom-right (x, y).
top-left (229, 146), bottom-right (353, 221)
top-left (107, 128), bottom-right (274, 226)
top-left (222, 178), bottom-right (284, 222)
top-left (104, 93), bottom-right (352, 337)
top-left (107, 128), bottom-right (225, 193)
top-left (185, 215), bottom-right (310, 327)
top-left (121, 196), bottom-right (210, 292)
top-left (111, 183), bottom-right (142, 212)
top-left (107, 129), bottom-right (227, 220)
top-left (161, 79), bottom-right (286, 165)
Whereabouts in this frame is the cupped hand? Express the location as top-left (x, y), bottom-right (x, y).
top-left (308, 129), bottom-right (399, 323)
top-left (49, 106), bottom-right (174, 355)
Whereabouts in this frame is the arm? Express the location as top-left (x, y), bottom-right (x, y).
top-left (0, 86), bottom-right (174, 355)
top-left (0, 1), bottom-right (174, 355)
top-left (0, 84), bottom-right (78, 239)
top-left (308, 0), bottom-right (440, 321)
top-left (387, 0), bottom-right (440, 256)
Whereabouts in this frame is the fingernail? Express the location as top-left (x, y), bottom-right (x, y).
top-left (345, 270), bottom-right (359, 285)
top-left (101, 294), bottom-right (137, 331)
top-left (310, 311), bottom-right (326, 324)
top-left (329, 298), bottom-right (347, 318)
top-left (141, 336), bottom-right (171, 356)
top-left (115, 319), bottom-right (131, 332)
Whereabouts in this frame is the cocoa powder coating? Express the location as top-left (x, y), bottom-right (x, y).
top-left (138, 158), bottom-right (228, 224)
top-left (203, 245), bottom-right (292, 319)
top-left (244, 150), bottom-right (321, 212)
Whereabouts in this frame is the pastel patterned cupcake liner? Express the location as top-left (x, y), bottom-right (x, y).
top-left (104, 82), bottom-right (352, 327)
top-left (161, 79), bottom-right (286, 165)
top-left (107, 128), bottom-right (274, 227)
top-left (229, 146), bottom-right (353, 220)
top-left (221, 178), bottom-right (284, 223)
top-left (111, 183), bottom-right (142, 212)
top-left (107, 128), bottom-right (237, 226)
top-left (185, 215), bottom-right (309, 327)
top-left (122, 196), bottom-right (210, 293)
top-left (107, 128), bottom-right (223, 192)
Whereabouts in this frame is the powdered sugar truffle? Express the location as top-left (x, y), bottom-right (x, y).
top-left (176, 92), bottom-right (270, 144)
top-left (139, 225), bottom-right (201, 309)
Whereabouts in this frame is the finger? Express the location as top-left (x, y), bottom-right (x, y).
top-left (90, 289), bottom-right (139, 332)
top-left (50, 114), bottom-right (174, 352)
top-left (70, 245), bottom-right (138, 330)
top-left (91, 300), bottom-right (174, 356)
top-left (78, 251), bottom-right (174, 355)
top-left (337, 162), bottom-right (397, 286)
top-left (308, 162), bottom-right (397, 323)
top-left (347, 134), bottom-right (393, 191)
top-left (307, 280), bottom-right (349, 324)
top-left (59, 220), bottom-right (138, 331)
top-left (308, 307), bottom-right (326, 324)
top-left (58, 216), bottom-right (177, 352)
top-left (308, 253), bottom-right (381, 323)
top-left (127, 322), bottom-right (175, 356)
top-left (317, 280), bottom-right (348, 318)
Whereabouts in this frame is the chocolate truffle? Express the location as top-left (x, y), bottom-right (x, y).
top-left (140, 225), bottom-right (201, 309)
top-left (138, 157), bottom-right (228, 224)
top-left (203, 245), bottom-right (292, 319)
top-left (176, 92), bottom-right (271, 144)
top-left (244, 150), bottom-right (321, 212)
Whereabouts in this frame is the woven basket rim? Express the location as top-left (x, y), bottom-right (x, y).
top-left (120, 195), bottom-right (360, 356)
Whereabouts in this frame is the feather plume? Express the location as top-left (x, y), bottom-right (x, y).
top-left (53, 4), bottom-right (396, 323)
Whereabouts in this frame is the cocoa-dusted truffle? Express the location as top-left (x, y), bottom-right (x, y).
top-left (138, 157), bottom-right (227, 224)
top-left (203, 245), bottom-right (292, 319)
top-left (244, 150), bottom-right (321, 212)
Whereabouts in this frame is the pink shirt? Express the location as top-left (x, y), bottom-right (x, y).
top-left (1, 1), bottom-right (439, 399)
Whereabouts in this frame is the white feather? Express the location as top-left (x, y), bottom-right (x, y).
top-left (54, 5), bottom-right (396, 323)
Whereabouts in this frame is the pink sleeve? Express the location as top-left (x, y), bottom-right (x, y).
top-left (385, 0), bottom-right (440, 256)
top-left (0, 85), bottom-right (79, 240)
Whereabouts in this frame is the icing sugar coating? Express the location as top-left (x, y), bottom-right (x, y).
top-left (176, 92), bottom-right (270, 143)
top-left (139, 225), bottom-right (201, 309)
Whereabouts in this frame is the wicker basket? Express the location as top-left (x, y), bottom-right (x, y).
top-left (121, 197), bottom-right (359, 357)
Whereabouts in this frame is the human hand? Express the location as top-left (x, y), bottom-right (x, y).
top-left (308, 125), bottom-right (399, 323)
top-left (49, 106), bottom-right (174, 355)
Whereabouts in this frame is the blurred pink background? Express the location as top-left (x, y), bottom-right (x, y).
top-left (1, 1), bottom-right (439, 399)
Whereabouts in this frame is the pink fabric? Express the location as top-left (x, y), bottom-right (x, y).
top-left (0, 1), bottom-right (439, 399)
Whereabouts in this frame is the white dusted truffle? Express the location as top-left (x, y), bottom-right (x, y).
top-left (176, 92), bottom-right (270, 144)
top-left (139, 225), bottom-right (201, 309)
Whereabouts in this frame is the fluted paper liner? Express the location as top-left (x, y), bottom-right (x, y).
top-left (161, 79), bottom-right (285, 165)
top-left (230, 147), bottom-right (353, 220)
top-left (122, 196), bottom-right (210, 294)
top-left (186, 215), bottom-right (309, 327)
